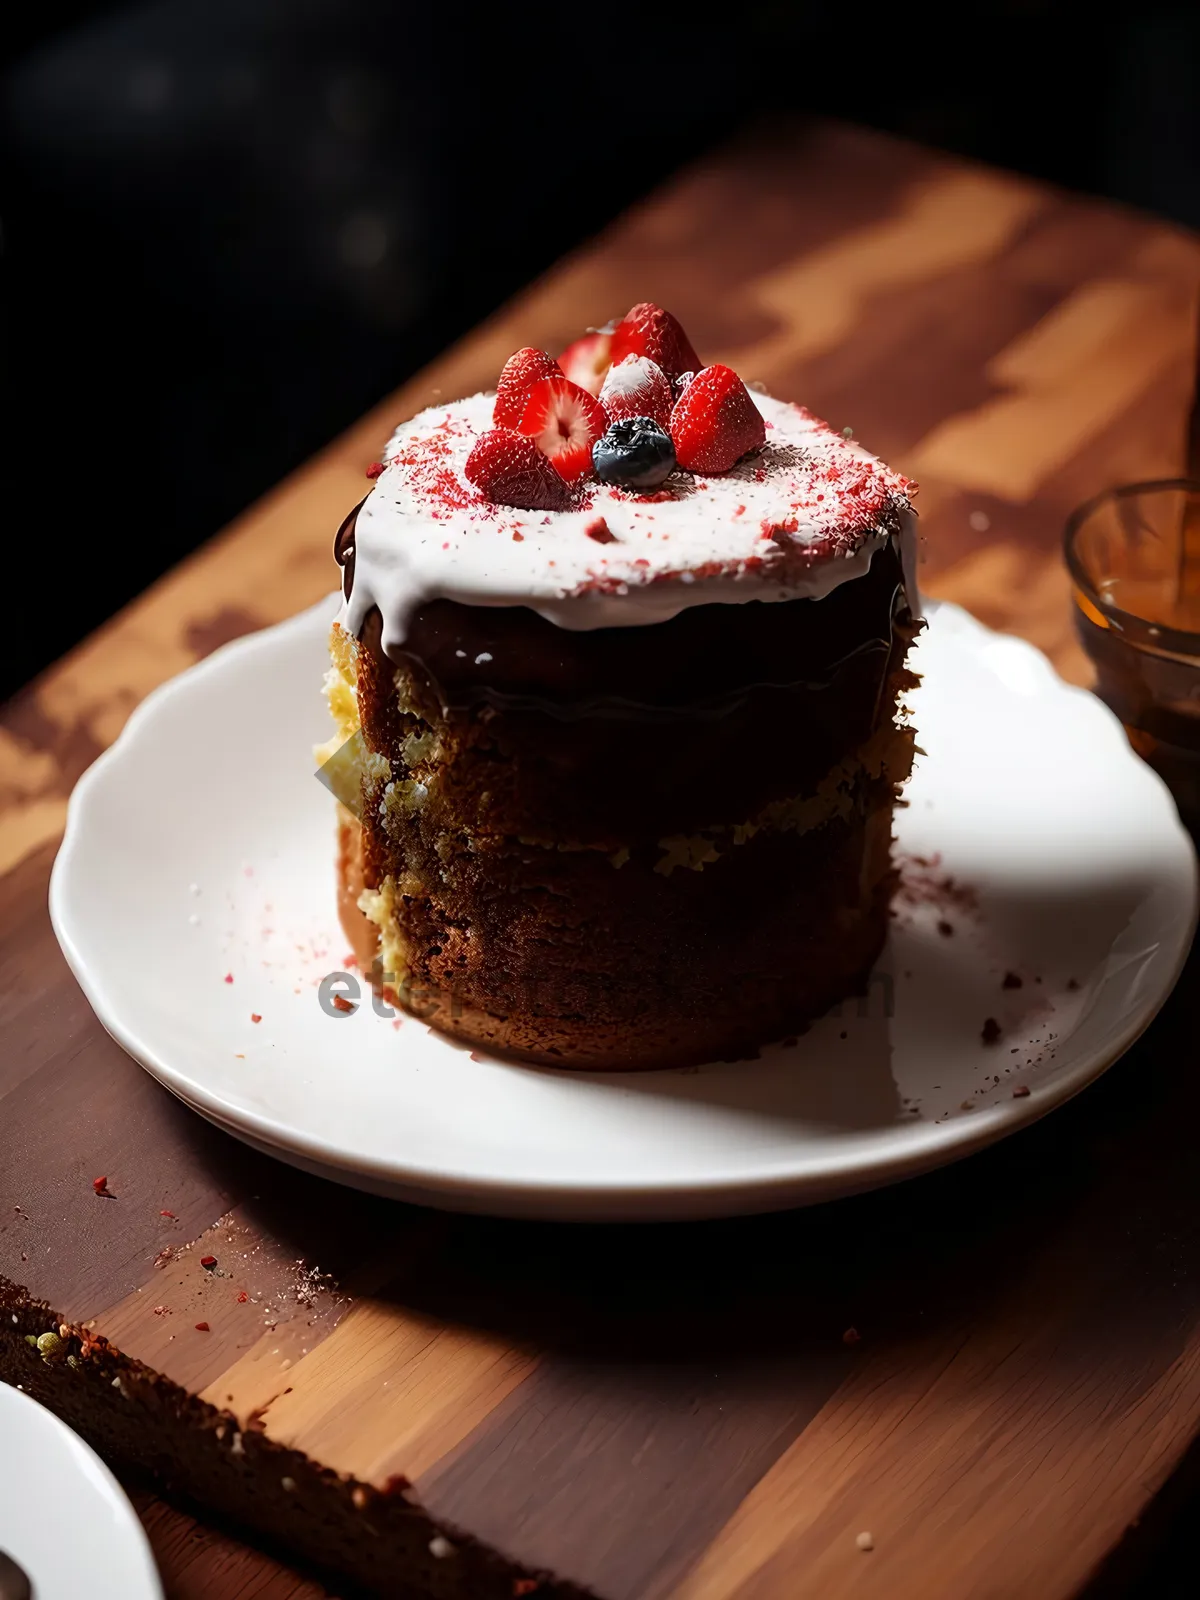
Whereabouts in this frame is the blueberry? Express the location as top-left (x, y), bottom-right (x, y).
top-left (591, 417), bottom-right (676, 491)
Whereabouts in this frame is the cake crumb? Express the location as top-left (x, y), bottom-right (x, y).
top-left (1012, 1084), bottom-right (1031, 1098)
top-left (981, 1017), bottom-right (1002, 1045)
top-left (429, 1535), bottom-right (456, 1560)
top-left (842, 1327), bottom-right (861, 1346)
top-left (281, 1477), bottom-right (296, 1492)
top-left (1001, 971), bottom-right (1022, 990)
top-left (856, 1531), bottom-right (875, 1552)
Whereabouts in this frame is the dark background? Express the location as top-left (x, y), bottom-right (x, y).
top-left (2, 0), bottom-right (1199, 698)
top-left (2, 6), bottom-right (1200, 1593)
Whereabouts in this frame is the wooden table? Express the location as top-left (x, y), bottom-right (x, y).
top-left (3, 118), bottom-right (1200, 1600)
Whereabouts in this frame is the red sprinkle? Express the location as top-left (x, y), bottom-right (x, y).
top-left (842, 1326), bottom-right (861, 1346)
top-left (237, 1291), bottom-right (248, 1304)
top-left (331, 994), bottom-right (355, 1014)
top-left (200, 1255), bottom-right (217, 1269)
top-left (365, 461), bottom-right (385, 479)
top-left (585, 516), bottom-right (616, 544)
top-left (223, 973), bottom-right (234, 984)
top-left (194, 1322), bottom-right (210, 1332)
top-left (92, 1176), bottom-right (112, 1196)
top-left (250, 1013), bottom-right (262, 1024)
top-left (513, 1583), bottom-right (540, 1597)
top-left (160, 1209), bottom-right (175, 1219)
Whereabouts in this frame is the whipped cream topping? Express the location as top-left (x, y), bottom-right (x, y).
top-left (341, 390), bottom-right (916, 654)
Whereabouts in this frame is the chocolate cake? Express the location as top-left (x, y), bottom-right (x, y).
top-left (324, 304), bottom-right (920, 1068)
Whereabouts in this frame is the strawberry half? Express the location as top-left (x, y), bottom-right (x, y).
top-left (670, 365), bottom-right (766, 473)
top-left (609, 302), bottom-right (701, 381)
top-left (465, 428), bottom-right (570, 510)
top-left (494, 348), bottom-right (563, 428)
top-left (516, 375), bottom-right (608, 482)
top-left (598, 355), bottom-right (674, 429)
top-left (558, 330), bottom-right (612, 396)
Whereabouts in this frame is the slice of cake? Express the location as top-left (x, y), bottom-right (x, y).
top-left (324, 303), bottom-right (920, 1068)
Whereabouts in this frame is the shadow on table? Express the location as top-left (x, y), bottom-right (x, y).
top-left (226, 868), bottom-right (1194, 1361)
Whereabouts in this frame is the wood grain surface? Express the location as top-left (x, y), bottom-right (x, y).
top-left (3, 118), bottom-right (1200, 1600)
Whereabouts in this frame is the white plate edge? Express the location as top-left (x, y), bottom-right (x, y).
top-left (46, 599), bottom-right (1200, 1214)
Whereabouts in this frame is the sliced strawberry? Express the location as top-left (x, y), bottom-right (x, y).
top-left (494, 348), bottom-right (563, 428)
top-left (598, 355), bottom-right (674, 429)
top-left (670, 365), bottom-right (766, 473)
top-left (464, 428), bottom-right (570, 510)
top-left (558, 329), bottom-right (612, 396)
top-left (516, 375), bottom-right (608, 482)
top-left (609, 303), bottom-right (701, 381)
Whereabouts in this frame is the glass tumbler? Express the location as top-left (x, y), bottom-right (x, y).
top-left (1065, 477), bottom-right (1200, 827)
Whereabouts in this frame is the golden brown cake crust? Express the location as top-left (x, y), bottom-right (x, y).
top-left (337, 803), bottom-right (896, 1070)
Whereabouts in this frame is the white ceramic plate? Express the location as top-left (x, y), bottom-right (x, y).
top-left (0, 1381), bottom-right (163, 1600)
top-left (50, 598), bottom-right (1196, 1221)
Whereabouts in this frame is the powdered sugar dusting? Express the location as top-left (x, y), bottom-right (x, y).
top-left (343, 391), bottom-right (915, 654)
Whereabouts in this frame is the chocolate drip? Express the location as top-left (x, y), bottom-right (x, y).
top-left (334, 497), bottom-right (366, 602)
top-left (387, 537), bottom-right (910, 720)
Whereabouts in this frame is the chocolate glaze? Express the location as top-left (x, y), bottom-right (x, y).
top-left (334, 497), bottom-right (365, 602)
top-left (338, 503), bottom-right (911, 723)
top-left (341, 536), bottom-right (917, 842)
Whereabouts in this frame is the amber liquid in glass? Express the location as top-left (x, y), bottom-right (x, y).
top-left (1072, 504), bottom-right (1200, 824)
